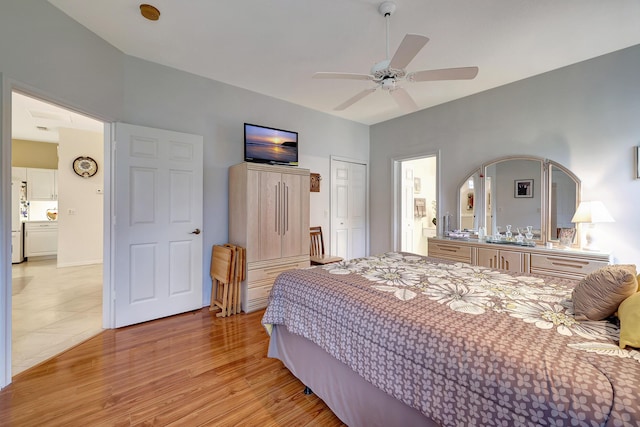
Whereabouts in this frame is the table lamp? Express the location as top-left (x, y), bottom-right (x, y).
top-left (571, 201), bottom-right (614, 251)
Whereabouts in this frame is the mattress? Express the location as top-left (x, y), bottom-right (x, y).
top-left (262, 252), bottom-right (640, 426)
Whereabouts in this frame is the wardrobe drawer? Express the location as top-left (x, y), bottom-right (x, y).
top-left (248, 260), bottom-right (309, 283)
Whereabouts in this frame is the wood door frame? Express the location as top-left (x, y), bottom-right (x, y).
top-left (391, 151), bottom-right (440, 253)
top-left (0, 77), bottom-right (114, 388)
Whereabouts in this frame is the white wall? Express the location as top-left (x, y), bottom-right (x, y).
top-left (0, 0), bottom-right (369, 308)
top-left (57, 128), bottom-right (104, 267)
top-left (120, 56), bottom-right (369, 303)
top-left (371, 45), bottom-right (640, 265)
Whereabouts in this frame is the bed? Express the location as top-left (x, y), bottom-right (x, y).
top-left (261, 252), bottom-right (640, 427)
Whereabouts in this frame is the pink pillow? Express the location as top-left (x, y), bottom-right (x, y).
top-left (572, 265), bottom-right (638, 321)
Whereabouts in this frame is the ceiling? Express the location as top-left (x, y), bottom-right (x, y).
top-left (12, 92), bottom-right (103, 143)
top-left (42, 0), bottom-right (640, 125)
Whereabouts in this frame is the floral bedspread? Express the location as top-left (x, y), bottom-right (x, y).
top-left (262, 252), bottom-right (640, 427)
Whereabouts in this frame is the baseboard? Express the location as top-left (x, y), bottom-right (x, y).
top-left (56, 259), bottom-right (103, 268)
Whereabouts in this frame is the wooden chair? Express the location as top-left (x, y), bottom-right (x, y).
top-left (309, 226), bottom-right (343, 265)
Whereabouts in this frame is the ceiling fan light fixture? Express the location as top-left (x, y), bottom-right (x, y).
top-left (140, 4), bottom-right (160, 21)
top-left (313, 1), bottom-right (478, 112)
top-left (381, 78), bottom-right (396, 90)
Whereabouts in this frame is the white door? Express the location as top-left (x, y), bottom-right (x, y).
top-left (113, 123), bottom-right (203, 327)
top-left (400, 167), bottom-right (414, 252)
top-left (331, 159), bottom-right (367, 260)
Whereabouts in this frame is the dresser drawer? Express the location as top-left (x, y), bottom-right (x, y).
top-left (530, 254), bottom-right (607, 280)
top-left (428, 241), bottom-right (472, 263)
top-left (247, 260), bottom-right (309, 283)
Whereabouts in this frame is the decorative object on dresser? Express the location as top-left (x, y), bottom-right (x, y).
top-left (309, 226), bottom-right (343, 265)
top-left (571, 200), bottom-right (614, 252)
top-left (228, 162), bottom-right (310, 312)
top-left (558, 227), bottom-right (576, 248)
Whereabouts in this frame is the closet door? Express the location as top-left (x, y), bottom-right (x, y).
top-left (281, 172), bottom-right (309, 258)
top-left (257, 170), bottom-right (283, 261)
top-left (331, 159), bottom-right (367, 260)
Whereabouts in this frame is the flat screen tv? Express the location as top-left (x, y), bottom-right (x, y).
top-left (244, 123), bottom-right (298, 166)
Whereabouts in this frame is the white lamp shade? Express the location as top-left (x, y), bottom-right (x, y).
top-left (571, 201), bottom-right (614, 224)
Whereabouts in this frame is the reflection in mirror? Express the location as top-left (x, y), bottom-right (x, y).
top-left (459, 170), bottom-right (480, 231)
top-left (457, 156), bottom-right (581, 246)
top-left (548, 164), bottom-right (579, 243)
top-left (484, 158), bottom-right (543, 240)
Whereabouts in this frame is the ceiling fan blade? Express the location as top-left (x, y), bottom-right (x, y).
top-left (390, 87), bottom-right (418, 112)
top-left (313, 72), bottom-right (374, 81)
top-left (408, 66), bottom-right (479, 82)
top-left (388, 34), bottom-right (429, 70)
top-left (334, 88), bottom-right (377, 111)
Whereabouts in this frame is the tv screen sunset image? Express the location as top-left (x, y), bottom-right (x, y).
top-left (245, 124), bottom-right (298, 164)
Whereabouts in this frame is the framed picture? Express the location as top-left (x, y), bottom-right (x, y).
top-left (635, 146), bottom-right (640, 179)
top-left (414, 177), bottom-right (421, 194)
top-left (514, 179), bottom-right (533, 198)
top-left (310, 173), bottom-right (321, 192)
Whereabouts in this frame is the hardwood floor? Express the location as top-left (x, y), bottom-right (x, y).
top-left (0, 308), bottom-right (345, 426)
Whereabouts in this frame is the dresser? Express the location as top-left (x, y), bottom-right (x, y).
top-left (229, 162), bottom-right (310, 312)
top-left (428, 237), bottom-right (610, 280)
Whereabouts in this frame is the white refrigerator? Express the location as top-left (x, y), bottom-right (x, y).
top-left (11, 180), bottom-right (26, 263)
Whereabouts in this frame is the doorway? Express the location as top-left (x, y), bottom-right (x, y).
top-left (10, 91), bottom-right (105, 375)
top-left (396, 155), bottom-right (437, 256)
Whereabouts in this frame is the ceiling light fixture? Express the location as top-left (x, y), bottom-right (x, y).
top-left (140, 4), bottom-right (160, 21)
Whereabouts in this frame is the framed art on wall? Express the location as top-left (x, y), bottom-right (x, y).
top-left (514, 179), bottom-right (533, 198)
top-left (414, 177), bottom-right (421, 194)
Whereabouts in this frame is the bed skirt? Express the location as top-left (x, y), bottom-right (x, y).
top-left (268, 325), bottom-right (439, 427)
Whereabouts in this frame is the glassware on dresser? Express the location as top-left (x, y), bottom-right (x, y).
top-left (525, 225), bottom-right (534, 241)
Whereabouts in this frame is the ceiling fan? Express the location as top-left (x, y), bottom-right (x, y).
top-left (313, 1), bottom-right (479, 112)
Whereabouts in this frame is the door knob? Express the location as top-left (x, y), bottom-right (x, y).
top-left (190, 228), bottom-right (201, 235)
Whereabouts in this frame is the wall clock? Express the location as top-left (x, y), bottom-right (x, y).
top-left (73, 156), bottom-right (98, 178)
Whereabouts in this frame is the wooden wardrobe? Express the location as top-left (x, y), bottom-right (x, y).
top-left (229, 162), bottom-right (310, 312)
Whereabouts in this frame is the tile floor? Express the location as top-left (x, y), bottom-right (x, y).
top-left (11, 258), bottom-right (103, 375)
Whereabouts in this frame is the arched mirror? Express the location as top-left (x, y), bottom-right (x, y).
top-left (458, 170), bottom-right (481, 232)
top-left (456, 156), bottom-right (580, 246)
top-left (548, 163), bottom-right (580, 244)
top-left (484, 157), bottom-right (544, 241)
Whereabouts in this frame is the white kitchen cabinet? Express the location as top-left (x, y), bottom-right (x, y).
top-left (12, 167), bottom-right (27, 182)
top-left (25, 221), bottom-right (58, 257)
top-left (27, 168), bottom-right (57, 201)
top-left (12, 229), bottom-right (24, 263)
